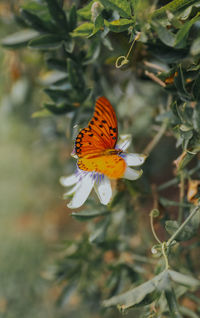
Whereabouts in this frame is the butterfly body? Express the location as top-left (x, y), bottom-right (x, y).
top-left (75, 97), bottom-right (127, 179)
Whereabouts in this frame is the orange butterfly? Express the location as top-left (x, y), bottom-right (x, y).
top-left (75, 96), bottom-right (126, 179)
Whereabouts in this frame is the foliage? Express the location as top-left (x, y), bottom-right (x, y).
top-left (2, 0), bottom-right (200, 317)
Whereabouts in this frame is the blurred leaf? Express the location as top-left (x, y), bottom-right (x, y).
top-left (67, 59), bottom-right (85, 91)
top-left (77, 0), bottom-right (96, 20)
top-left (32, 109), bottom-right (52, 118)
top-left (155, 25), bottom-right (176, 47)
top-left (100, 0), bottom-right (132, 18)
top-left (164, 282), bottom-right (182, 318)
top-left (20, 9), bottom-right (50, 32)
top-left (44, 103), bottom-right (74, 115)
top-left (46, 58), bottom-right (67, 72)
top-left (192, 73), bottom-right (200, 101)
top-left (104, 18), bottom-right (133, 32)
top-left (103, 271), bottom-right (165, 310)
top-left (169, 270), bottom-right (200, 288)
top-left (28, 34), bottom-right (63, 50)
top-left (191, 37), bottom-right (200, 55)
top-left (175, 12), bottom-right (200, 48)
top-left (165, 209), bottom-right (200, 241)
top-left (1, 30), bottom-right (39, 49)
top-left (89, 216), bottom-right (110, 243)
top-left (192, 103), bottom-right (200, 132)
top-left (174, 66), bottom-right (191, 101)
top-left (71, 209), bottom-right (109, 221)
top-left (45, 0), bottom-right (68, 30)
top-left (69, 5), bottom-right (77, 31)
top-left (71, 22), bottom-right (94, 37)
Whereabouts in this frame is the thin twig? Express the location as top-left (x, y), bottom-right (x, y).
top-left (145, 70), bottom-right (166, 87)
top-left (143, 120), bottom-right (168, 155)
top-left (144, 60), bottom-right (165, 72)
top-left (167, 205), bottom-right (200, 246)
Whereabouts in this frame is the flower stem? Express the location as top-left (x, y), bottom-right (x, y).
top-left (167, 205), bottom-right (200, 247)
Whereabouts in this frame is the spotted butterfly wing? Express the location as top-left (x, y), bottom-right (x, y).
top-left (75, 96), bottom-right (118, 158)
top-left (75, 96), bottom-right (126, 179)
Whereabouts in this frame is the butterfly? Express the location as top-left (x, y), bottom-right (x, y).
top-left (75, 96), bottom-right (126, 179)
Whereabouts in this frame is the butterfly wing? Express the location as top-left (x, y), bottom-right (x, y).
top-left (78, 154), bottom-right (126, 179)
top-left (75, 97), bottom-right (118, 158)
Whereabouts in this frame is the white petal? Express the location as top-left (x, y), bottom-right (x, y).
top-left (125, 153), bottom-right (147, 167)
top-left (94, 176), bottom-right (112, 205)
top-left (123, 167), bottom-right (143, 180)
top-left (117, 134), bottom-right (132, 151)
top-left (63, 182), bottom-right (80, 197)
top-left (67, 174), bottom-right (95, 209)
top-left (60, 174), bottom-right (78, 187)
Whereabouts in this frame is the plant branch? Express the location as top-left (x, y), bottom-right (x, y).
top-left (143, 120), bottom-right (168, 155)
top-left (167, 205), bottom-right (200, 246)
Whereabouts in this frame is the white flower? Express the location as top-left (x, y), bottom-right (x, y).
top-left (60, 135), bottom-right (146, 209)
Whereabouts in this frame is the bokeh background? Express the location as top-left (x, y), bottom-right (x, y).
top-left (0, 2), bottom-right (84, 317)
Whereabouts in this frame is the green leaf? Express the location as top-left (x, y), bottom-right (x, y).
top-left (77, 0), bottom-right (96, 20)
top-left (1, 30), bottom-right (39, 49)
top-left (174, 66), bottom-right (191, 101)
top-left (20, 9), bottom-right (50, 32)
top-left (28, 34), bottom-right (63, 50)
top-left (100, 0), bottom-right (132, 18)
top-left (175, 12), bottom-right (200, 49)
top-left (44, 103), bottom-right (74, 115)
top-left (69, 5), bottom-right (77, 31)
top-left (164, 282), bottom-right (182, 318)
top-left (71, 22), bottom-right (94, 37)
top-left (32, 109), bottom-right (52, 118)
top-left (71, 210), bottom-right (109, 221)
top-left (165, 209), bottom-right (200, 241)
top-left (46, 58), bottom-right (67, 72)
top-left (192, 103), bottom-right (200, 132)
top-left (103, 271), bottom-right (165, 310)
top-left (89, 216), bottom-right (110, 243)
top-left (67, 59), bottom-right (85, 91)
top-left (104, 18), bottom-right (133, 33)
top-left (192, 73), bottom-right (200, 101)
top-left (155, 24), bottom-right (176, 47)
top-left (45, 0), bottom-right (68, 30)
top-left (169, 270), bottom-right (200, 288)
top-left (191, 37), bottom-right (200, 56)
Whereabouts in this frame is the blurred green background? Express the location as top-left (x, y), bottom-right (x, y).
top-left (0, 3), bottom-right (84, 317)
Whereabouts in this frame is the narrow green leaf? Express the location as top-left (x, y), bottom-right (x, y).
top-left (20, 9), bottom-right (50, 32)
top-left (103, 271), bottom-right (165, 310)
top-left (67, 59), bottom-right (85, 91)
top-left (192, 73), bottom-right (200, 101)
top-left (155, 24), bottom-right (176, 47)
top-left (69, 5), bottom-right (77, 31)
top-left (191, 37), bottom-right (200, 56)
top-left (104, 18), bottom-right (133, 33)
top-left (45, 0), bottom-right (68, 30)
top-left (28, 34), bottom-right (63, 50)
top-left (32, 109), bottom-right (52, 118)
top-left (44, 103), bottom-right (74, 115)
top-left (165, 283), bottom-right (182, 318)
top-left (174, 66), bottom-right (191, 101)
top-left (169, 270), bottom-right (200, 288)
top-left (89, 216), bottom-right (110, 243)
top-left (71, 22), bottom-right (94, 38)
top-left (71, 210), bottom-right (109, 221)
top-left (175, 12), bottom-right (200, 48)
top-left (100, 0), bottom-right (132, 18)
top-left (1, 30), bottom-right (39, 49)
